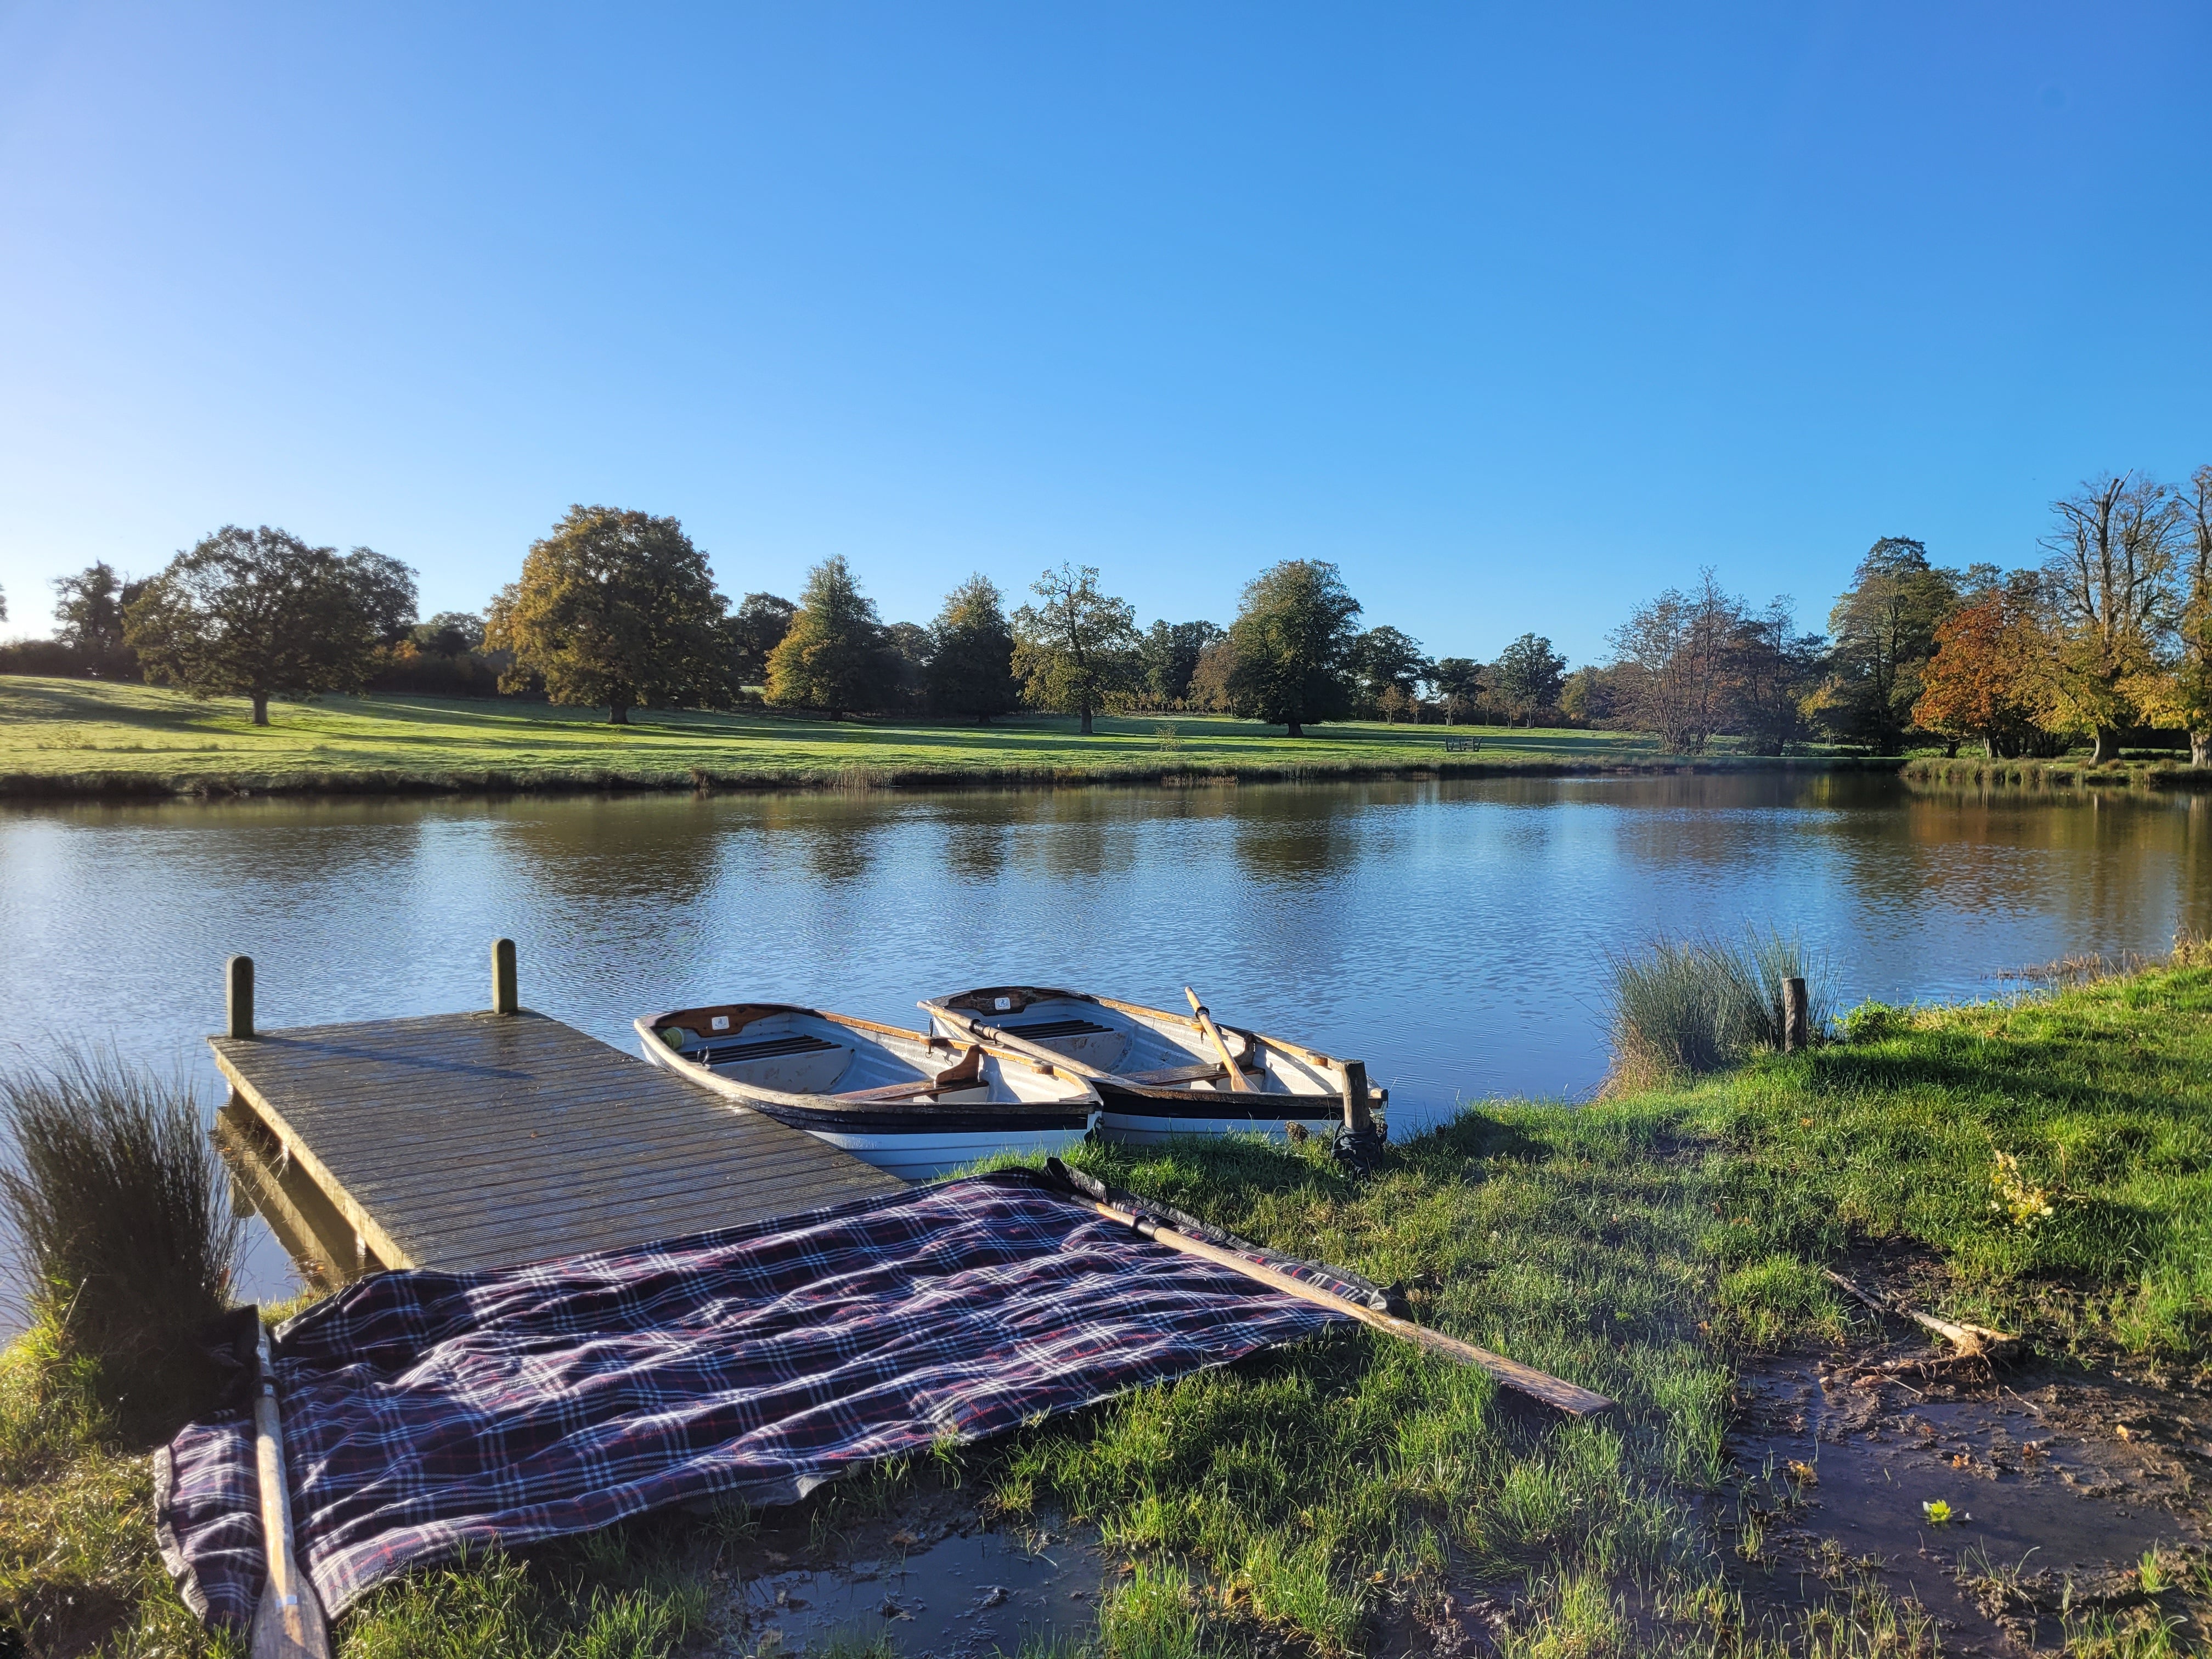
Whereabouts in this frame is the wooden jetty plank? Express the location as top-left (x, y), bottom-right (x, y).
top-left (212, 1010), bottom-right (901, 1276)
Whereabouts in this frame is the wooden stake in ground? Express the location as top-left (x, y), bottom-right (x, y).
top-left (1045, 1159), bottom-right (1613, 1417)
top-left (1182, 986), bottom-right (1253, 1092)
top-left (250, 1317), bottom-right (331, 1659)
top-left (1821, 1267), bottom-right (2016, 1357)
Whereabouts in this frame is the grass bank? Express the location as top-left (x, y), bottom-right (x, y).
top-left (1903, 754), bottom-right (2212, 792)
top-left (0, 678), bottom-right (1893, 800)
top-left (2, 966), bottom-right (2207, 1654)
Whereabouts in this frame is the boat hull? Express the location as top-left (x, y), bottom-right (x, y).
top-left (918, 985), bottom-right (1384, 1147)
top-left (634, 1002), bottom-right (1098, 1182)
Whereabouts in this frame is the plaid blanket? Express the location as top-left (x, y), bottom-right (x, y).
top-left (155, 1168), bottom-right (1356, 1627)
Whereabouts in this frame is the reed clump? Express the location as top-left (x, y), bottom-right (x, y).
top-left (1606, 928), bottom-right (1831, 1088)
top-left (0, 1052), bottom-right (241, 1440)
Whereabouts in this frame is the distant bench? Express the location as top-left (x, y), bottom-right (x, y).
top-left (1442, 735), bottom-right (1482, 753)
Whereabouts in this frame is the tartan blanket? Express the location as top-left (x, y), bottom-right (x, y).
top-left (155, 1168), bottom-right (1354, 1627)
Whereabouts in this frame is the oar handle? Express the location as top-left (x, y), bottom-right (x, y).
top-left (1182, 987), bottom-right (1253, 1092)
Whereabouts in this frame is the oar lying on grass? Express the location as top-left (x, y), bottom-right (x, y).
top-left (250, 1316), bottom-right (331, 1659)
top-left (1043, 1159), bottom-right (1615, 1417)
top-left (1182, 986), bottom-right (1252, 1092)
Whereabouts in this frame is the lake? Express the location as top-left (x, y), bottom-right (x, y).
top-left (5, 772), bottom-right (2211, 1298)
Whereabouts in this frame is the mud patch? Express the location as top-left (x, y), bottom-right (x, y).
top-left (1729, 1347), bottom-right (2211, 1653)
top-left (707, 1485), bottom-right (1112, 1658)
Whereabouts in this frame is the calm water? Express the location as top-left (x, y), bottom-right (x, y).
top-left (6, 774), bottom-right (2212, 1295)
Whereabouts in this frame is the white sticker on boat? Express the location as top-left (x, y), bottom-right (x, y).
top-left (711, 1015), bottom-right (731, 1031)
top-left (994, 997), bottom-right (1012, 1011)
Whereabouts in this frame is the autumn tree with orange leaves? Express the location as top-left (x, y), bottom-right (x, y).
top-left (1912, 580), bottom-right (2060, 759)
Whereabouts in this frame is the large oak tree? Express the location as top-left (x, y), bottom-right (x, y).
top-left (1223, 560), bottom-right (1363, 737)
top-left (486, 506), bottom-right (729, 724)
top-left (124, 526), bottom-right (416, 724)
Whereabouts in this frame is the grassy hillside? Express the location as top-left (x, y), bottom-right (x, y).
top-left (3, 964), bottom-right (2205, 1654)
top-left (0, 676), bottom-right (1871, 797)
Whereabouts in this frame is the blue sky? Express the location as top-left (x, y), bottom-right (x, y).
top-left (2, 3), bottom-right (2207, 665)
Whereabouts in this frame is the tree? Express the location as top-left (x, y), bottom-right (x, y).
top-left (1559, 664), bottom-right (1616, 726)
top-left (123, 526), bottom-right (417, 725)
top-left (2041, 475), bottom-right (2182, 761)
top-left (2136, 466), bottom-right (2212, 766)
top-left (1489, 634), bottom-right (1567, 727)
top-left (765, 557), bottom-right (899, 718)
top-left (728, 592), bottom-right (797, 688)
top-left (1810, 538), bottom-right (1959, 753)
top-left (1137, 620), bottom-right (1223, 708)
top-left (485, 506), bottom-right (728, 724)
top-left (926, 574), bottom-right (1020, 723)
top-left (410, 611), bottom-right (484, 656)
top-left (1729, 601), bottom-right (1825, 755)
top-left (1348, 626), bottom-right (1432, 716)
top-left (1430, 657), bottom-right (1485, 724)
top-left (1223, 561), bottom-right (1363, 737)
top-left (1606, 571), bottom-right (1743, 754)
top-left (1011, 564), bottom-right (1141, 735)
top-left (882, 620), bottom-right (933, 709)
top-left (51, 562), bottom-right (149, 676)
top-left (1911, 579), bottom-right (2060, 758)
top-left (1186, 636), bottom-right (1238, 712)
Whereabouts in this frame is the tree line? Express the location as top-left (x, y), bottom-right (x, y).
top-left (0, 506), bottom-right (1451, 734)
top-left (7, 469), bottom-right (2210, 755)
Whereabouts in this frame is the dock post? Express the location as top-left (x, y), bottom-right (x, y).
top-left (225, 955), bottom-right (255, 1040)
top-left (1339, 1059), bottom-right (1373, 1136)
top-left (492, 938), bottom-right (518, 1015)
top-left (1781, 978), bottom-right (1809, 1053)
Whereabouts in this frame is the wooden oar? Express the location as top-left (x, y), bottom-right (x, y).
top-left (1046, 1160), bottom-right (1614, 1417)
top-left (250, 1317), bottom-right (331, 1659)
top-left (1182, 987), bottom-right (1253, 1092)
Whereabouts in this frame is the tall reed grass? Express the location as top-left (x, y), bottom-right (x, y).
top-left (1606, 928), bottom-right (1832, 1087)
top-left (0, 1051), bottom-right (241, 1438)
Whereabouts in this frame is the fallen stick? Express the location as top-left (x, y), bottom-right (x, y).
top-left (250, 1316), bottom-right (331, 1659)
top-left (1182, 986), bottom-right (1253, 1092)
top-left (1821, 1267), bottom-right (2016, 1356)
top-left (1045, 1159), bottom-right (1614, 1417)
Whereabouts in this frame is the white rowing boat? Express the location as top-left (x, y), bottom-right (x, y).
top-left (917, 986), bottom-right (1384, 1146)
top-left (636, 1003), bottom-right (1098, 1182)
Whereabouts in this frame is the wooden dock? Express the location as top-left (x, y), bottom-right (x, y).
top-left (211, 952), bottom-right (900, 1284)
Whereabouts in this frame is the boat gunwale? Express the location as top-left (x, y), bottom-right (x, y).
top-left (634, 1003), bottom-right (1102, 1122)
top-left (916, 985), bottom-right (1381, 1110)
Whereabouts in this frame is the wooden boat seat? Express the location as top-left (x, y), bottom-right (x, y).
top-left (1002, 1017), bottom-right (1115, 1041)
top-left (695, 1033), bottom-right (839, 1066)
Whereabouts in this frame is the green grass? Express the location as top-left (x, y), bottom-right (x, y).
top-left (0, 676), bottom-right (1882, 798)
top-left (1, 965), bottom-right (2205, 1654)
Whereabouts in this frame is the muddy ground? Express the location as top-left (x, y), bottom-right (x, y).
top-left (695, 1334), bottom-right (2209, 1658)
top-left (1725, 1335), bottom-right (2211, 1655)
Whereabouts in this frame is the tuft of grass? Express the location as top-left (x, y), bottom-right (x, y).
top-left (0, 1049), bottom-right (242, 1440)
top-left (1607, 928), bottom-right (1832, 1086)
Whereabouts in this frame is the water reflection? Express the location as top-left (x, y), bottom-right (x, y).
top-left (6, 775), bottom-right (2210, 1148)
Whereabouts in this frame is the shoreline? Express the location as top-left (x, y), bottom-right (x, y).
top-left (0, 752), bottom-right (1911, 802)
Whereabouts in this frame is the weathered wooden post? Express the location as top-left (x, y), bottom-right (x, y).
top-left (492, 938), bottom-right (518, 1015)
top-left (226, 955), bottom-right (255, 1040)
top-left (1339, 1058), bottom-right (1373, 1137)
top-left (1781, 977), bottom-right (1809, 1053)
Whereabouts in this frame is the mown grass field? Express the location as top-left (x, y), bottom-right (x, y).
top-left (0, 676), bottom-right (1863, 798)
top-left (3, 964), bottom-right (2207, 1655)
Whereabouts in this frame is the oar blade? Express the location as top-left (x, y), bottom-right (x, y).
top-left (250, 1575), bottom-right (332, 1659)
